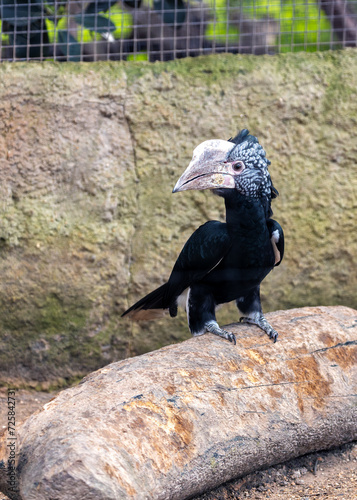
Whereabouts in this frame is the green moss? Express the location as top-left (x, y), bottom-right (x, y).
top-left (34, 294), bottom-right (87, 336)
top-left (0, 289), bottom-right (91, 370)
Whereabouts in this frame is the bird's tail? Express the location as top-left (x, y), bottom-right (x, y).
top-left (121, 283), bottom-right (169, 320)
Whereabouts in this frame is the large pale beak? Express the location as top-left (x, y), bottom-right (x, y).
top-left (173, 139), bottom-right (236, 193)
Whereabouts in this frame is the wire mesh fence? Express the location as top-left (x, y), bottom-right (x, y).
top-left (1, 0), bottom-right (357, 62)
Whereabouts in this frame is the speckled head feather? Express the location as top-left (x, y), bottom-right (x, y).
top-left (227, 129), bottom-right (270, 170)
top-left (226, 129), bottom-right (277, 215)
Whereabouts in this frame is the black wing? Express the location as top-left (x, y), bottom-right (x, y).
top-left (122, 220), bottom-right (231, 319)
top-left (267, 218), bottom-right (284, 266)
top-left (164, 220), bottom-right (232, 304)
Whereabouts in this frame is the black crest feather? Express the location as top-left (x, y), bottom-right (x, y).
top-left (271, 185), bottom-right (279, 198)
top-left (228, 129), bottom-right (250, 145)
top-left (228, 129), bottom-right (259, 157)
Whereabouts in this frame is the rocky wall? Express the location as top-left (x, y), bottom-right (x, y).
top-left (0, 51), bottom-right (356, 385)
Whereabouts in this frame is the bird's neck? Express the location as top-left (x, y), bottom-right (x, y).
top-left (223, 191), bottom-right (268, 235)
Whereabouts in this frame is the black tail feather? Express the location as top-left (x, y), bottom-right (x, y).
top-left (121, 283), bottom-right (169, 319)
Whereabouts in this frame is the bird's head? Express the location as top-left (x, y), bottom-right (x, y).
top-left (173, 129), bottom-right (277, 204)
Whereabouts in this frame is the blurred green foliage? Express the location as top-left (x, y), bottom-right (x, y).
top-left (0, 0), bottom-right (128, 60)
top-left (240, 0), bottom-right (335, 51)
top-left (206, 0), bottom-right (336, 51)
top-left (206, 0), bottom-right (240, 43)
top-left (0, 0), bottom-right (339, 60)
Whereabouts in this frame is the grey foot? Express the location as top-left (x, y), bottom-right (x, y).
top-left (205, 321), bottom-right (236, 345)
top-left (239, 312), bottom-right (278, 342)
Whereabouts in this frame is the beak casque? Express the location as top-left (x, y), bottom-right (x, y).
top-left (173, 139), bottom-right (236, 193)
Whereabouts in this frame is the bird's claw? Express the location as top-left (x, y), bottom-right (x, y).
top-left (205, 321), bottom-right (236, 345)
top-left (239, 314), bottom-right (278, 343)
top-left (226, 331), bottom-right (236, 345)
top-left (218, 329), bottom-right (236, 345)
top-left (268, 328), bottom-right (278, 343)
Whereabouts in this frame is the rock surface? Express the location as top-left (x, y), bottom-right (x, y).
top-left (0, 306), bottom-right (356, 500)
top-left (0, 53), bottom-right (357, 384)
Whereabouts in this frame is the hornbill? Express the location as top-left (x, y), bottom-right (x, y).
top-left (122, 129), bottom-right (284, 345)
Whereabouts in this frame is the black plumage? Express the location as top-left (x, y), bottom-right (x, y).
top-left (122, 130), bottom-right (284, 344)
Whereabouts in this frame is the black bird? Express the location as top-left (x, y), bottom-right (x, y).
top-left (122, 129), bottom-right (284, 345)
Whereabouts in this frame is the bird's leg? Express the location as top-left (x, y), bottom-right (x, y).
top-left (188, 286), bottom-right (236, 345)
top-left (205, 320), bottom-right (236, 345)
top-left (237, 288), bottom-right (278, 343)
top-left (239, 312), bottom-right (278, 342)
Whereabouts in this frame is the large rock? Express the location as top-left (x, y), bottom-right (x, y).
top-left (0, 53), bottom-right (357, 384)
top-left (0, 306), bottom-right (356, 499)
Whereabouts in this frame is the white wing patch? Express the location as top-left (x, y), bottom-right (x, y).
top-left (177, 288), bottom-right (190, 310)
top-left (271, 229), bottom-right (280, 243)
top-left (271, 235), bottom-right (281, 265)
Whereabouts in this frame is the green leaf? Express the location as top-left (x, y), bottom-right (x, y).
top-left (7, 32), bottom-right (27, 57)
top-left (153, 0), bottom-right (186, 26)
top-left (74, 14), bottom-right (116, 34)
top-left (1, 0), bottom-right (43, 27)
top-left (85, 1), bottom-right (118, 15)
top-left (7, 24), bottom-right (47, 59)
top-left (123, 0), bottom-right (142, 8)
top-left (57, 30), bottom-right (81, 61)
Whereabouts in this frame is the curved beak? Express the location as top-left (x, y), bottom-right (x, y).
top-left (173, 139), bottom-right (236, 193)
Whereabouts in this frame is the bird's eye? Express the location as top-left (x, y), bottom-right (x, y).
top-left (232, 161), bottom-right (245, 172)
